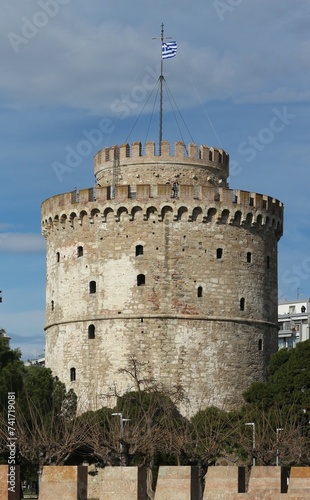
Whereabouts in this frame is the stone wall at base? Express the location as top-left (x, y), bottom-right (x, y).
top-left (287, 467), bottom-right (310, 497)
top-left (247, 466), bottom-right (282, 495)
top-left (1, 465), bottom-right (310, 499)
top-left (38, 466), bottom-right (87, 500)
top-left (203, 466), bottom-right (240, 500)
top-left (154, 466), bottom-right (199, 500)
top-left (87, 467), bottom-right (146, 500)
top-left (0, 465), bottom-right (20, 500)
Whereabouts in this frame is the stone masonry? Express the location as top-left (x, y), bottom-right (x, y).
top-left (41, 141), bottom-right (283, 416)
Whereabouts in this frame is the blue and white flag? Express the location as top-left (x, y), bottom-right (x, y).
top-left (162, 41), bottom-right (177, 60)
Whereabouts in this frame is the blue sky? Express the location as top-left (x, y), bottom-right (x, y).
top-left (1, 0), bottom-right (310, 359)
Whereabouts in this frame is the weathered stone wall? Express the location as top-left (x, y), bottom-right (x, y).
top-left (94, 141), bottom-right (229, 188)
top-left (42, 141), bottom-right (283, 416)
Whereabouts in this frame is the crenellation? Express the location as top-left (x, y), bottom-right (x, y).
top-left (41, 196), bottom-right (283, 243)
top-left (42, 185), bottom-right (283, 233)
top-left (145, 141), bottom-right (155, 156)
top-left (132, 141), bottom-right (142, 158)
top-left (188, 143), bottom-right (198, 159)
top-left (94, 141), bottom-right (229, 171)
top-left (175, 141), bottom-right (185, 158)
top-left (119, 142), bottom-right (129, 160)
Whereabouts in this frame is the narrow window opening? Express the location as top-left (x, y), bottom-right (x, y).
top-left (137, 274), bottom-right (145, 286)
top-left (136, 245), bottom-right (143, 256)
top-left (77, 246), bottom-right (83, 257)
top-left (247, 252), bottom-right (252, 263)
top-left (51, 300), bottom-right (54, 311)
top-left (216, 248), bottom-right (223, 259)
top-left (267, 256), bottom-right (270, 269)
top-left (70, 367), bottom-right (76, 382)
top-left (88, 324), bottom-right (95, 339)
top-left (258, 339), bottom-right (263, 351)
top-left (56, 252), bottom-right (60, 262)
top-left (197, 286), bottom-right (203, 298)
top-left (89, 281), bottom-right (96, 293)
top-left (240, 297), bottom-right (245, 311)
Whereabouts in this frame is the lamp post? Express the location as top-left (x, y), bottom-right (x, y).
top-left (111, 413), bottom-right (131, 452)
top-left (276, 428), bottom-right (283, 466)
top-left (245, 422), bottom-right (256, 466)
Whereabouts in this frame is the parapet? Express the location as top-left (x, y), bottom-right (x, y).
top-left (94, 141), bottom-right (229, 184)
top-left (41, 185), bottom-right (283, 240)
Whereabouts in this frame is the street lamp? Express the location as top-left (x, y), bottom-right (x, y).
top-left (245, 422), bottom-right (256, 466)
top-left (276, 428), bottom-right (283, 466)
top-left (111, 413), bottom-right (131, 452)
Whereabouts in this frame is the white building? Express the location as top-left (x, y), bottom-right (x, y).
top-left (278, 299), bottom-right (310, 349)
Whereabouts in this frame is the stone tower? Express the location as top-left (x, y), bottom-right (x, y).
top-left (42, 141), bottom-right (283, 416)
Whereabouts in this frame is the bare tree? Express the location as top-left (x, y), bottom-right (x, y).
top-left (12, 393), bottom-right (87, 468)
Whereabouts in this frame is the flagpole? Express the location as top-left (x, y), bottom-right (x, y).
top-left (159, 23), bottom-right (164, 148)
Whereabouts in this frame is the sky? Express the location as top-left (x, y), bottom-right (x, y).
top-left (0, 0), bottom-right (310, 360)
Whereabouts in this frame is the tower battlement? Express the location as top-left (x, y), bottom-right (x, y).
top-left (94, 141), bottom-right (229, 187)
top-left (42, 185), bottom-right (283, 239)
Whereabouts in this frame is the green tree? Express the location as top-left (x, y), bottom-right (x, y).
top-left (244, 340), bottom-right (310, 413)
top-left (240, 340), bottom-right (310, 465)
top-left (0, 336), bottom-right (25, 409)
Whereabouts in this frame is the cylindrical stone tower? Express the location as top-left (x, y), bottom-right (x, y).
top-left (42, 141), bottom-right (283, 416)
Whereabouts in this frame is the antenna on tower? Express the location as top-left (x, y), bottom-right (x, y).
top-left (152, 23), bottom-right (177, 150)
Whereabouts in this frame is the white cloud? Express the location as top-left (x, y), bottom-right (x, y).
top-left (1, 309), bottom-right (45, 360)
top-left (0, 233), bottom-right (45, 253)
top-left (1, 1), bottom-right (309, 116)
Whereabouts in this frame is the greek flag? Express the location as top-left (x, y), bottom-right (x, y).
top-left (162, 41), bottom-right (177, 60)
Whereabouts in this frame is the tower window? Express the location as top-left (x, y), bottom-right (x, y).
top-left (216, 248), bottom-right (223, 259)
top-left (137, 274), bottom-right (145, 286)
top-left (136, 245), bottom-right (143, 256)
top-left (51, 300), bottom-right (54, 311)
top-left (70, 367), bottom-right (76, 382)
top-left (88, 324), bottom-right (95, 339)
top-left (77, 246), bottom-right (83, 257)
top-left (56, 252), bottom-right (60, 263)
top-left (267, 256), bottom-right (270, 269)
top-left (258, 339), bottom-right (263, 351)
top-left (89, 281), bottom-right (96, 294)
top-left (197, 286), bottom-right (203, 298)
top-left (240, 297), bottom-right (245, 311)
top-left (247, 252), bottom-right (252, 263)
